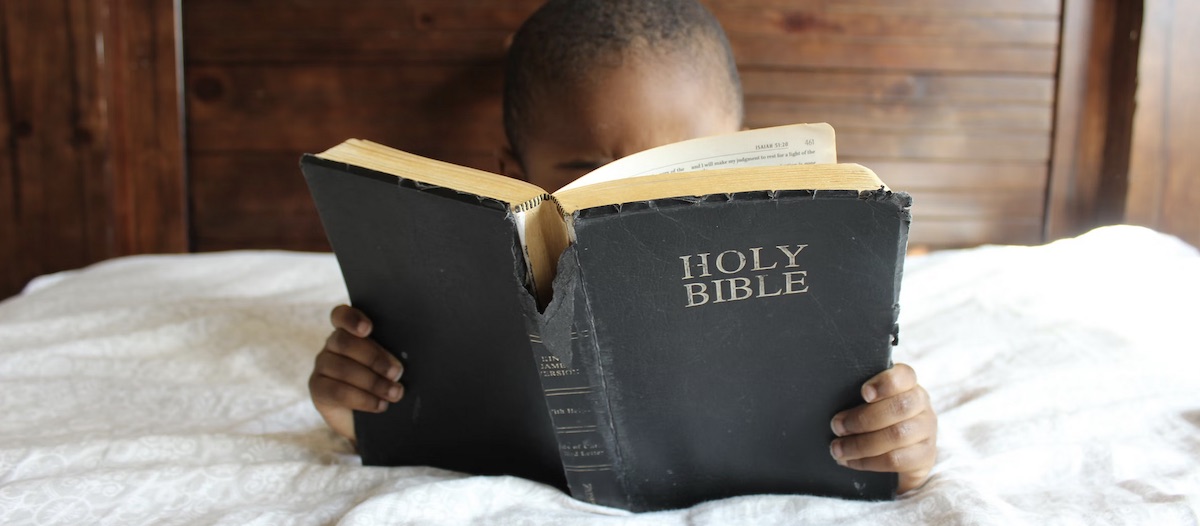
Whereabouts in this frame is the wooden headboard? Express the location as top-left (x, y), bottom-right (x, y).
top-left (3, 0), bottom-right (1197, 299)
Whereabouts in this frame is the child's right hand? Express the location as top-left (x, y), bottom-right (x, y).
top-left (309, 305), bottom-right (404, 444)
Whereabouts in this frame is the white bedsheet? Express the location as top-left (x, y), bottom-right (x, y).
top-left (1, 225), bottom-right (1197, 525)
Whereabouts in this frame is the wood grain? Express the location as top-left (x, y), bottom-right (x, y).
top-left (0, 4), bottom-right (16, 297)
top-left (101, 0), bottom-right (187, 256)
top-left (185, 63), bottom-right (505, 155)
top-left (747, 99), bottom-right (1052, 133)
top-left (1045, 0), bottom-right (1144, 241)
top-left (740, 70), bottom-right (1055, 104)
top-left (180, 0), bottom-right (1065, 252)
top-left (0, 0), bottom-right (184, 299)
top-left (0, 1), bottom-right (103, 298)
top-left (713, 8), bottom-right (1059, 45)
top-left (1127, 0), bottom-right (1200, 248)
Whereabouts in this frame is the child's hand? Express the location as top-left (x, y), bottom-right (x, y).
top-left (829, 363), bottom-right (937, 494)
top-left (308, 305), bottom-right (404, 443)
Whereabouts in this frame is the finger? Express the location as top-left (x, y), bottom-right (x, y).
top-left (312, 398), bottom-right (356, 444)
top-left (832, 385), bottom-right (929, 436)
top-left (861, 363), bottom-right (917, 403)
top-left (836, 438), bottom-right (937, 482)
top-left (309, 373), bottom-right (393, 413)
top-left (315, 351), bottom-right (404, 403)
top-left (331, 304), bottom-right (372, 337)
top-left (831, 410), bottom-right (936, 463)
top-left (899, 467), bottom-right (933, 494)
top-left (324, 329), bottom-right (404, 381)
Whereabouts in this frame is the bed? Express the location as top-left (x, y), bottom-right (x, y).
top-left (1, 225), bottom-right (1197, 524)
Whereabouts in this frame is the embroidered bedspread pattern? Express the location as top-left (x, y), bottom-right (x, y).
top-left (0, 227), bottom-right (1197, 525)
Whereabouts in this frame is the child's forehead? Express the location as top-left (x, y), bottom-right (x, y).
top-left (533, 53), bottom-right (734, 129)
top-left (522, 55), bottom-right (738, 159)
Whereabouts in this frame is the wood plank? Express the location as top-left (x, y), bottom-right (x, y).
top-left (410, 0), bottom-right (542, 31)
top-left (1127, 0), bottom-right (1200, 248)
top-left (714, 9), bottom-right (1058, 45)
top-left (185, 63), bottom-right (505, 154)
top-left (183, 1), bottom-right (419, 37)
top-left (1045, 0), bottom-right (1143, 242)
top-left (184, 0), bottom-right (544, 36)
top-left (0, 2), bottom-right (16, 297)
top-left (185, 31), bottom-right (512, 64)
top-left (182, 0), bottom-right (1059, 39)
top-left (69, 1), bottom-right (117, 267)
top-left (186, 64), bottom-right (1052, 160)
top-left (747, 0), bottom-right (1062, 18)
top-left (182, 0), bottom-right (1057, 77)
top-left (740, 70), bottom-right (1056, 104)
top-left (810, 131), bottom-right (1050, 162)
top-left (1092, 0), bottom-right (1142, 226)
top-left (187, 33), bottom-right (1058, 73)
top-left (1126, 0), bottom-right (1169, 230)
top-left (102, 0), bottom-right (188, 254)
top-left (1, 0), bottom-right (186, 298)
top-left (746, 99), bottom-right (1052, 133)
top-left (731, 36), bottom-right (1057, 74)
top-left (190, 153), bottom-right (329, 252)
top-left (2, 0), bottom-right (93, 295)
top-left (1045, 0), bottom-right (1095, 242)
top-left (850, 160), bottom-right (1047, 191)
top-left (418, 0), bottom-right (1063, 19)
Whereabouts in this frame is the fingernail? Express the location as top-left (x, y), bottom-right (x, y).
top-left (376, 399), bottom-right (387, 412)
top-left (388, 385), bottom-right (402, 401)
top-left (862, 384), bottom-right (877, 403)
top-left (388, 365), bottom-right (403, 382)
top-left (830, 440), bottom-right (843, 460)
top-left (357, 320), bottom-right (372, 336)
top-left (831, 415), bottom-right (847, 436)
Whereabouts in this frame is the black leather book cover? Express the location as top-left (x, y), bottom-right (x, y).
top-left (300, 156), bottom-right (565, 489)
top-left (556, 189), bottom-right (909, 511)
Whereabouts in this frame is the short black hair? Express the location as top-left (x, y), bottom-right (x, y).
top-left (503, 0), bottom-right (743, 159)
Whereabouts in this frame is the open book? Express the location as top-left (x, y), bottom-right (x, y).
top-left (301, 123), bottom-right (909, 511)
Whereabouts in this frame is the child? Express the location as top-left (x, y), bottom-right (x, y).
top-left (309, 0), bottom-right (937, 495)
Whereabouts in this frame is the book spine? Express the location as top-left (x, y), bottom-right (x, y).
top-left (528, 322), bottom-right (625, 508)
top-left (520, 244), bottom-right (626, 508)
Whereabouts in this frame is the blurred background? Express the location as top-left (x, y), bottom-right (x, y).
top-left (1, 0), bottom-right (1196, 299)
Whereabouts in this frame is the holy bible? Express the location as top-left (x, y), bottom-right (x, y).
top-left (300, 123), bottom-right (910, 512)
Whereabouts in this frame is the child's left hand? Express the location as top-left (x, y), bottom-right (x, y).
top-left (829, 363), bottom-right (937, 494)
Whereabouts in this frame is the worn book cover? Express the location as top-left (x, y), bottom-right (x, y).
top-left (302, 160), bottom-right (567, 489)
top-left (527, 189), bottom-right (908, 511)
top-left (300, 123), bottom-right (908, 511)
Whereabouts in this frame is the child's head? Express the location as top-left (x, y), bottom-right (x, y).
top-left (502, 0), bottom-right (743, 191)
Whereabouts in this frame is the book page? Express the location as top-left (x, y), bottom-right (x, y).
top-left (555, 123), bottom-right (836, 193)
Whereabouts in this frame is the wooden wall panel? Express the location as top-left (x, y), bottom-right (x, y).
top-left (102, 0), bottom-right (188, 256)
top-left (0, 5), bottom-right (17, 298)
top-left (182, 0), bottom-right (1062, 252)
top-left (729, 2), bottom-right (1059, 248)
top-left (0, 0), bottom-right (184, 299)
top-left (1046, 0), bottom-right (1143, 241)
top-left (6, 1), bottom-right (1170, 297)
top-left (182, 1), bottom-right (533, 251)
top-left (3, 2), bottom-right (90, 296)
top-left (1126, 0), bottom-right (1200, 248)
